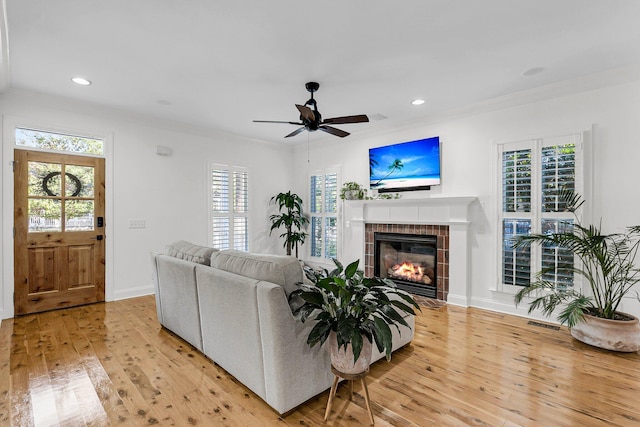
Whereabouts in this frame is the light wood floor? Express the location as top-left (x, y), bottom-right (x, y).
top-left (1, 296), bottom-right (639, 426)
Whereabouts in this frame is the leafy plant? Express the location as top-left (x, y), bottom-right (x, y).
top-left (513, 189), bottom-right (640, 327)
top-left (339, 181), bottom-right (365, 200)
top-left (339, 181), bottom-right (402, 201)
top-left (269, 191), bottom-right (309, 257)
top-left (290, 259), bottom-right (420, 363)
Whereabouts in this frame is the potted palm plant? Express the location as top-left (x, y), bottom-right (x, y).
top-left (513, 189), bottom-right (640, 351)
top-left (270, 191), bottom-right (308, 257)
top-left (290, 259), bottom-right (420, 373)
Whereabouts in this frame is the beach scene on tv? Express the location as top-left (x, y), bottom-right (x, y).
top-left (369, 136), bottom-right (441, 191)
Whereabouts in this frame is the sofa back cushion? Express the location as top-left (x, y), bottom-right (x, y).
top-left (166, 240), bottom-right (218, 265)
top-left (209, 250), bottom-right (302, 296)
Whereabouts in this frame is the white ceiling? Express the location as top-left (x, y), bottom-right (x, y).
top-left (3, 0), bottom-right (640, 144)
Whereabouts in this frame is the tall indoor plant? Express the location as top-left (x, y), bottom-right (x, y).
top-left (290, 259), bottom-right (420, 372)
top-left (513, 190), bottom-right (640, 350)
top-left (270, 191), bottom-right (308, 257)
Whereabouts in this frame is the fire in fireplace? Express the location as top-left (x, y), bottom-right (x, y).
top-left (388, 261), bottom-right (432, 285)
top-left (374, 232), bottom-right (438, 298)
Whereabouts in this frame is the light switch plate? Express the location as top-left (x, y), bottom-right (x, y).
top-left (128, 219), bottom-right (146, 229)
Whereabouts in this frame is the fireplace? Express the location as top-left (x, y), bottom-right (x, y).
top-left (364, 223), bottom-right (449, 301)
top-left (374, 232), bottom-right (438, 298)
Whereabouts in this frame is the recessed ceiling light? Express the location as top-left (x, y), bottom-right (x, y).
top-left (71, 77), bottom-right (91, 86)
top-left (521, 67), bottom-right (545, 77)
top-left (411, 99), bottom-right (425, 106)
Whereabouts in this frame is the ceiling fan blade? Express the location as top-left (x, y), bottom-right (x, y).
top-left (319, 125), bottom-right (350, 138)
top-left (285, 127), bottom-right (306, 138)
top-left (295, 104), bottom-right (316, 122)
top-left (253, 120), bottom-right (302, 125)
top-left (323, 114), bottom-right (369, 125)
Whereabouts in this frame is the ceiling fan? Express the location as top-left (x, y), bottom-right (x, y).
top-left (253, 82), bottom-right (369, 138)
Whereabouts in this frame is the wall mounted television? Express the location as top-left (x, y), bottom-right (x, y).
top-left (369, 136), bottom-right (441, 193)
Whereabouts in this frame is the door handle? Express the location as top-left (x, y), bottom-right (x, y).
top-left (91, 235), bottom-right (104, 241)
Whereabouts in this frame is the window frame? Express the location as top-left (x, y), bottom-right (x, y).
top-left (308, 167), bottom-right (341, 262)
top-left (208, 163), bottom-right (250, 252)
top-left (497, 134), bottom-right (584, 294)
top-left (15, 126), bottom-right (105, 156)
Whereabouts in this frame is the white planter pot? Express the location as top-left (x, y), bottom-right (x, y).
top-left (343, 190), bottom-right (361, 200)
top-left (328, 331), bottom-right (372, 374)
top-left (570, 311), bottom-right (640, 352)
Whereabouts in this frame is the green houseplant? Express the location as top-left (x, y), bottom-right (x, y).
top-left (269, 191), bottom-right (308, 258)
top-left (339, 181), bottom-right (365, 200)
top-left (513, 190), bottom-right (640, 350)
top-left (290, 259), bottom-right (420, 371)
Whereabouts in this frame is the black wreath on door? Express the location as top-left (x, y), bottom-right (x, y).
top-left (42, 172), bottom-right (82, 197)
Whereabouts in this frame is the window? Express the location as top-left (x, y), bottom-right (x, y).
top-left (498, 134), bottom-right (582, 291)
top-left (16, 127), bottom-right (104, 155)
top-left (309, 169), bottom-right (339, 260)
top-left (210, 165), bottom-right (249, 251)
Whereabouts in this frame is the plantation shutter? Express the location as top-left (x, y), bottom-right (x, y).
top-left (498, 135), bottom-right (581, 291)
top-left (541, 143), bottom-right (576, 212)
top-left (540, 140), bottom-right (577, 290)
top-left (324, 173), bottom-right (338, 259)
top-left (310, 174), bottom-right (323, 257)
top-left (309, 169), bottom-right (339, 260)
top-left (232, 170), bottom-right (249, 251)
top-left (502, 149), bottom-right (532, 213)
top-left (212, 169), bottom-right (230, 249)
top-left (211, 166), bottom-right (249, 251)
top-left (501, 146), bottom-right (532, 286)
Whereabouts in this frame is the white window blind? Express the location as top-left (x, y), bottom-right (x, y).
top-left (502, 148), bottom-right (532, 213)
top-left (498, 135), bottom-right (582, 291)
top-left (211, 165), bottom-right (249, 251)
top-left (309, 169), bottom-right (339, 260)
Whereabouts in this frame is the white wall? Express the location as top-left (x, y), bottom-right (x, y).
top-left (0, 89), bottom-right (292, 319)
top-left (292, 76), bottom-right (640, 322)
top-left (3, 74), bottom-right (639, 323)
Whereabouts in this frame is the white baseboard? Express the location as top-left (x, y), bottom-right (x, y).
top-left (445, 293), bottom-right (562, 325)
top-left (0, 306), bottom-right (14, 321)
top-left (468, 296), bottom-right (561, 325)
top-left (446, 293), bottom-right (470, 307)
top-left (112, 284), bottom-right (155, 301)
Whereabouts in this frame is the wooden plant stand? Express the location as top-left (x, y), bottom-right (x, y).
top-left (324, 365), bottom-right (374, 425)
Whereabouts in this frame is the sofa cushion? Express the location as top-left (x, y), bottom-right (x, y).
top-left (166, 240), bottom-right (218, 265)
top-left (209, 250), bottom-right (302, 296)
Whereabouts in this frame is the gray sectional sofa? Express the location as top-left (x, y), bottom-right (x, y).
top-left (151, 241), bottom-right (415, 414)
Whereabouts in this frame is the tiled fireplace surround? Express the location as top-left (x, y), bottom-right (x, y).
top-left (342, 197), bottom-right (477, 306)
top-left (364, 223), bottom-right (450, 300)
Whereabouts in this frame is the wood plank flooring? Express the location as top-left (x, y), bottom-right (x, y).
top-left (1, 296), bottom-right (639, 426)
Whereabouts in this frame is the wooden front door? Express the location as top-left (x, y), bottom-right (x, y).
top-left (14, 150), bottom-right (106, 315)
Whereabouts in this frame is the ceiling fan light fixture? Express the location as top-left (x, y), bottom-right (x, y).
top-left (253, 81), bottom-right (369, 138)
top-left (411, 99), bottom-right (425, 106)
top-left (71, 76), bottom-right (92, 86)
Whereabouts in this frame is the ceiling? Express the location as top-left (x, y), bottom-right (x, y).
top-left (3, 1), bottom-right (640, 144)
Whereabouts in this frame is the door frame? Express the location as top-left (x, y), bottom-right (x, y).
top-left (1, 115), bottom-right (114, 319)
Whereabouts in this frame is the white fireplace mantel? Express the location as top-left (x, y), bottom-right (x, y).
top-left (343, 196), bottom-right (477, 226)
top-left (341, 196), bottom-right (478, 307)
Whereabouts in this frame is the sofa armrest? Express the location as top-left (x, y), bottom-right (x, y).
top-left (256, 282), bottom-right (334, 414)
top-left (154, 254), bottom-right (203, 351)
top-left (150, 252), bottom-right (162, 323)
